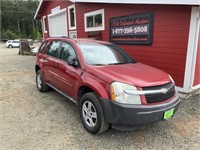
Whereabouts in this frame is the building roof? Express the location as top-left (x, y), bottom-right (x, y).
top-left (34, 0), bottom-right (47, 19)
top-left (34, 0), bottom-right (200, 19)
top-left (70, 0), bottom-right (200, 5)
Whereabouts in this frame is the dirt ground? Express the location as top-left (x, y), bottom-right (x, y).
top-left (0, 43), bottom-right (200, 150)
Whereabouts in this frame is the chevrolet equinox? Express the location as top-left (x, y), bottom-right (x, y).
top-left (35, 37), bottom-right (180, 134)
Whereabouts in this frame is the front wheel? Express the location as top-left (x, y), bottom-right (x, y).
top-left (79, 92), bottom-right (109, 134)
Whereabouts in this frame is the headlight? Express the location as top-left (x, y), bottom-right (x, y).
top-left (111, 82), bottom-right (141, 104)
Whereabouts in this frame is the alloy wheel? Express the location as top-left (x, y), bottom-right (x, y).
top-left (82, 101), bottom-right (97, 127)
top-left (37, 73), bottom-right (42, 89)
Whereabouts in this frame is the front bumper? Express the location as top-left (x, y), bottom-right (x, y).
top-left (101, 95), bottom-right (180, 130)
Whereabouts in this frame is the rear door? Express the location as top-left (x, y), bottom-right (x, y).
top-left (42, 40), bottom-right (62, 88)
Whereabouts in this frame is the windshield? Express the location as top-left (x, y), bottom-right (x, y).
top-left (79, 42), bottom-right (136, 65)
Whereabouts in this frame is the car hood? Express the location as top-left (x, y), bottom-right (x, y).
top-left (86, 63), bottom-right (171, 87)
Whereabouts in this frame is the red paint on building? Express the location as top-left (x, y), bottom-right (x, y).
top-left (193, 29), bottom-right (200, 86)
top-left (41, 0), bottom-right (74, 39)
top-left (35, 1), bottom-right (200, 91)
top-left (75, 3), bottom-right (191, 87)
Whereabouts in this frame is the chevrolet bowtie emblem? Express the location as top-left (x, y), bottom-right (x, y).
top-left (161, 88), bottom-right (169, 94)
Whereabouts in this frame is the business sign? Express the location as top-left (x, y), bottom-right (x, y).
top-left (110, 12), bottom-right (154, 45)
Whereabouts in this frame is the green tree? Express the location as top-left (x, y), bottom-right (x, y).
top-left (1, 29), bottom-right (18, 39)
top-left (0, 0), bottom-right (41, 40)
top-left (31, 27), bottom-right (42, 40)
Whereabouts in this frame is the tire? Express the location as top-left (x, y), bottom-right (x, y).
top-left (8, 45), bottom-right (13, 48)
top-left (79, 92), bottom-right (109, 134)
top-left (36, 70), bottom-right (49, 92)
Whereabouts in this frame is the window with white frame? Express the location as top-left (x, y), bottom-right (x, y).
top-left (68, 4), bottom-right (76, 30)
top-left (43, 16), bottom-right (48, 33)
top-left (84, 9), bottom-right (104, 32)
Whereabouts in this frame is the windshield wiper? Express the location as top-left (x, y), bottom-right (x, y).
top-left (92, 63), bottom-right (125, 66)
top-left (107, 62), bottom-right (125, 65)
top-left (92, 64), bottom-right (106, 66)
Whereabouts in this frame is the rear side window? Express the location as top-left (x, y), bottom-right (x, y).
top-left (38, 41), bottom-right (47, 53)
top-left (46, 41), bottom-right (61, 58)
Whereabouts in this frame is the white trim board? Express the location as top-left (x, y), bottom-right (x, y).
top-left (192, 84), bottom-right (200, 90)
top-left (42, 16), bottom-right (48, 33)
top-left (70, 0), bottom-right (200, 5)
top-left (68, 4), bottom-right (77, 30)
top-left (84, 9), bottom-right (105, 32)
top-left (183, 6), bottom-right (200, 93)
top-left (176, 86), bottom-right (186, 93)
top-left (34, 0), bottom-right (43, 19)
top-left (192, 10), bottom-right (200, 89)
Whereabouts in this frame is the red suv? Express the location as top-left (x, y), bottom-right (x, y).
top-left (35, 37), bottom-right (180, 134)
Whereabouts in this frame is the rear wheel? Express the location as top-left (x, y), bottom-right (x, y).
top-left (79, 92), bottom-right (109, 134)
top-left (36, 70), bottom-right (49, 92)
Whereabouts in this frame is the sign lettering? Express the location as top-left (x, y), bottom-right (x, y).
top-left (109, 12), bottom-right (154, 45)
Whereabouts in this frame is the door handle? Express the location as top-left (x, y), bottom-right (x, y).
top-left (40, 57), bottom-right (48, 63)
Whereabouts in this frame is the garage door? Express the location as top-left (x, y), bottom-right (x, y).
top-left (48, 10), bottom-right (68, 37)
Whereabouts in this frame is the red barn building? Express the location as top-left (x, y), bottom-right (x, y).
top-left (34, 0), bottom-right (200, 93)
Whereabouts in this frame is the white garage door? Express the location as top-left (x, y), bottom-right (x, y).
top-left (48, 10), bottom-right (68, 37)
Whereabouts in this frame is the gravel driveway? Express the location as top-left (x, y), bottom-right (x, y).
top-left (0, 43), bottom-right (199, 150)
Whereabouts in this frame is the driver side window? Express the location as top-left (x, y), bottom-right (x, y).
top-left (46, 41), bottom-right (61, 58)
top-left (59, 42), bottom-right (76, 63)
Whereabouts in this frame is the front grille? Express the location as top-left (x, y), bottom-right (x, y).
top-left (142, 82), bottom-right (175, 103)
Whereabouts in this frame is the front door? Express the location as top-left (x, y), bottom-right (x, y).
top-left (56, 42), bottom-right (79, 98)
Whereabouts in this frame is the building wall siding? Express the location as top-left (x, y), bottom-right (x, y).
top-left (76, 3), bottom-right (191, 87)
top-left (39, 2), bottom-right (191, 87)
top-left (41, 0), bottom-right (73, 39)
top-left (193, 28), bottom-right (200, 86)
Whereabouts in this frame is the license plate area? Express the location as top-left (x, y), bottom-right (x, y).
top-left (163, 108), bottom-right (174, 120)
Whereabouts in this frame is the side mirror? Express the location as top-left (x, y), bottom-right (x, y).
top-left (67, 56), bottom-right (78, 67)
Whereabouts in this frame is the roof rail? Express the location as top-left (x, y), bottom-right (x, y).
top-left (47, 36), bottom-right (78, 42)
top-left (48, 36), bottom-right (71, 39)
